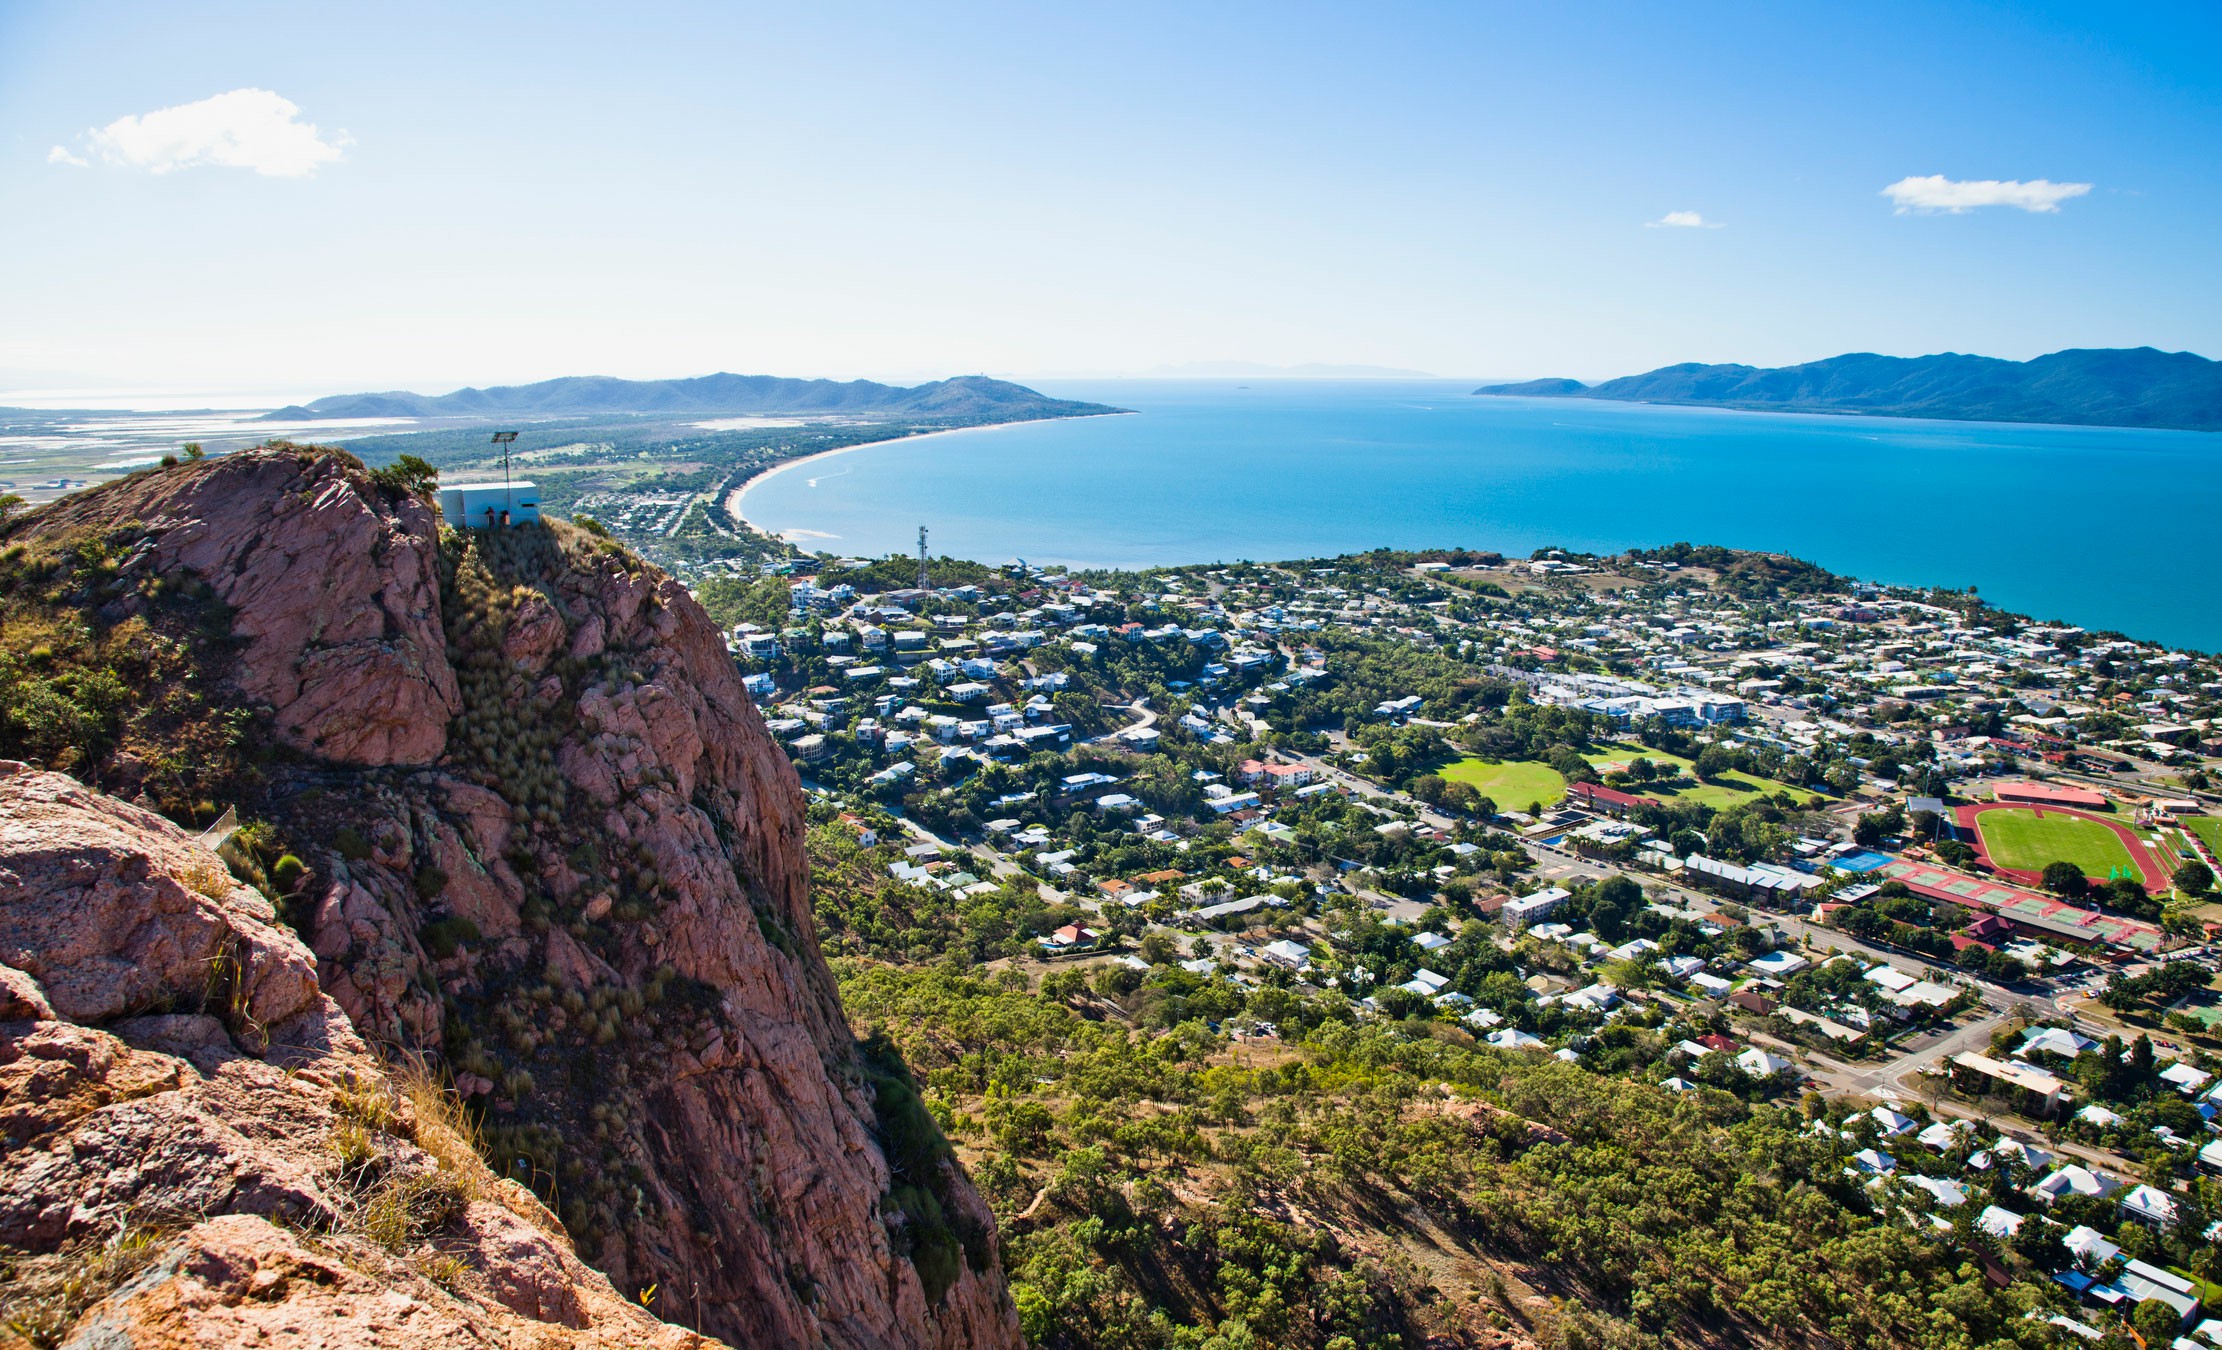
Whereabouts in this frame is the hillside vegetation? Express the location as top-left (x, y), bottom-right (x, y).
top-left (813, 826), bottom-right (2060, 1350)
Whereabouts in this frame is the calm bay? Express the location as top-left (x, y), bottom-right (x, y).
top-left (736, 379), bottom-right (2222, 651)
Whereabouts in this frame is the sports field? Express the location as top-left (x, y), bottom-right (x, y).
top-left (2184, 817), bottom-right (2222, 856)
top-left (1975, 808), bottom-right (2140, 879)
top-left (1439, 757), bottom-right (1566, 810)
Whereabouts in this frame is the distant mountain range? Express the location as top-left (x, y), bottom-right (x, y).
top-left (261, 373), bottom-right (1122, 422)
top-left (1475, 347), bottom-right (2222, 432)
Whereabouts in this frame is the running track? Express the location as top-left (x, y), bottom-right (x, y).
top-left (1954, 801), bottom-right (2173, 890)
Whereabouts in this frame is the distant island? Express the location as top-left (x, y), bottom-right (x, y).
top-left (263, 372), bottom-right (1123, 422)
top-left (1476, 346), bottom-right (2222, 432)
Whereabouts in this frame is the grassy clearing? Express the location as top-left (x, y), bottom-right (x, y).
top-left (2184, 817), bottom-right (2222, 855)
top-left (1439, 757), bottom-right (1565, 809)
top-left (1583, 745), bottom-right (1814, 809)
top-left (1439, 745), bottom-right (1818, 814)
top-left (1976, 808), bottom-right (2139, 879)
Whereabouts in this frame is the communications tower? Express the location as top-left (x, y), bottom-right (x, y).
top-left (917, 526), bottom-right (930, 590)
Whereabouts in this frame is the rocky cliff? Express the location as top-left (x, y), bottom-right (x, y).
top-left (0, 766), bottom-right (710, 1348)
top-left (0, 448), bottom-right (1019, 1347)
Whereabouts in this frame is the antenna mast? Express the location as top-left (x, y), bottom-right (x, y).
top-left (917, 525), bottom-right (930, 589)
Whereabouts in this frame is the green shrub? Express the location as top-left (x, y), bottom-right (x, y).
top-left (271, 853), bottom-right (306, 892)
top-left (368, 454), bottom-right (439, 496)
top-left (420, 914), bottom-right (481, 959)
top-left (333, 826), bottom-right (372, 861)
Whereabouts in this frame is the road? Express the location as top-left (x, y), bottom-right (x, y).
top-left (1089, 697), bottom-right (1157, 746)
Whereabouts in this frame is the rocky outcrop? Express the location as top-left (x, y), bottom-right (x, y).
top-left (1, 448), bottom-right (1020, 1348)
top-left (0, 764), bottom-right (709, 1349)
top-left (16, 450), bottom-right (459, 766)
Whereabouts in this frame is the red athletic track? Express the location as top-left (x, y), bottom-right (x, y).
top-left (1954, 801), bottom-right (2172, 891)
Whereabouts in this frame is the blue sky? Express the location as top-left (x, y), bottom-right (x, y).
top-left (3, 1), bottom-right (2217, 398)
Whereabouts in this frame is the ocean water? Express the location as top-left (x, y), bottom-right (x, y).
top-left (736, 380), bottom-right (2222, 651)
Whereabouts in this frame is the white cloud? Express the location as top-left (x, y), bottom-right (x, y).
top-left (47, 145), bottom-right (89, 167)
top-left (72, 89), bottom-right (348, 177)
top-left (1645, 210), bottom-right (1721, 229)
top-left (1881, 175), bottom-right (2091, 214)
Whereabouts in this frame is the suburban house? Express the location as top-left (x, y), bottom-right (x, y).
top-left (1039, 923), bottom-right (1101, 954)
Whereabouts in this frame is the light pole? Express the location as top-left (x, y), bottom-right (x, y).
top-left (491, 431), bottom-right (518, 495)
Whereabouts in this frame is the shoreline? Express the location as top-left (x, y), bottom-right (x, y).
top-left (724, 411), bottom-right (1132, 543)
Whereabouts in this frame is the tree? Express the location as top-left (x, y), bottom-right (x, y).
top-left (2131, 1296), bottom-right (2183, 1346)
top-left (181, 441), bottom-right (205, 461)
top-left (2042, 861), bottom-right (2089, 898)
top-left (1375, 985), bottom-right (1430, 1020)
top-left (2174, 861), bottom-right (2214, 894)
top-left (369, 453), bottom-right (439, 496)
top-left (1693, 745), bottom-right (1734, 781)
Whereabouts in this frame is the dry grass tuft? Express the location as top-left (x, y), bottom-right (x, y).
top-left (411, 1249), bottom-right (471, 1294)
top-left (175, 850), bottom-right (237, 901)
top-left (323, 1059), bottom-right (486, 1258)
top-left (328, 1117), bottom-right (377, 1177)
top-left (331, 1070), bottom-right (400, 1133)
top-left (389, 1055), bottom-right (489, 1206)
top-left (358, 1170), bottom-right (467, 1254)
top-left (0, 1222), bottom-right (174, 1348)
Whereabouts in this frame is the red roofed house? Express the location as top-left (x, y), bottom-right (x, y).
top-left (1039, 923), bottom-right (1100, 953)
top-left (1965, 914), bottom-right (2015, 944)
top-left (1568, 781), bottom-right (1662, 818)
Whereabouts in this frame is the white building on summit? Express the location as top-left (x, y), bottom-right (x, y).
top-left (439, 481), bottom-right (541, 529)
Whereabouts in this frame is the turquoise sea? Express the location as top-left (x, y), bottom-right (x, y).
top-left (736, 380), bottom-right (2222, 652)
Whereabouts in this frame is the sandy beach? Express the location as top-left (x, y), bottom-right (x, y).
top-left (723, 413), bottom-right (1130, 542)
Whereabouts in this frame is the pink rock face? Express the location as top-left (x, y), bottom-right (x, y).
top-left (0, 774), bottom-right (713, 1349)
top-left (7, 450), bottom-right (1020, 1348)
top-left (0, 767), bottom-right (320, 1043)
top-left (22, 450), bottom-right (461, 765)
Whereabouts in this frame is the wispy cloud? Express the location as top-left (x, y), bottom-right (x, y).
top-left (1645, 211), bottom-right (1720, 229)
top-left (1882, 175), bottom-right (2091, 215)
top-left (60, 89), bottom-right (349, 177)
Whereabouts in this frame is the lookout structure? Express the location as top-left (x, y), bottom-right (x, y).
top-left (440, 481), bottom-right (541, 530)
